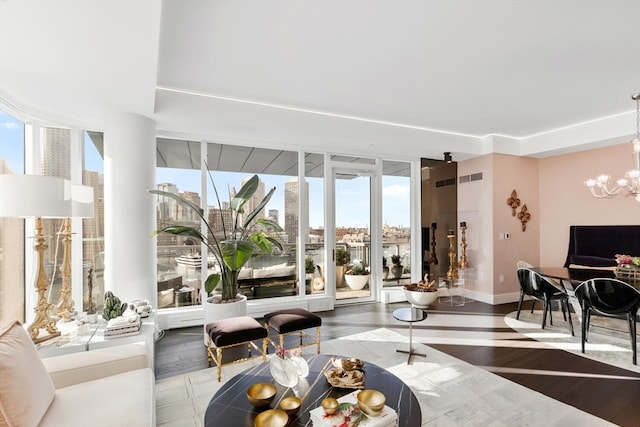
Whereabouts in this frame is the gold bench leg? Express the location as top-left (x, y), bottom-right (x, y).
top-left (262, 338), bottom-right (267, 361)
top-left (316, 327), bottom-right (321, 354)
top-left (216, 347), bottom-right (223, 382)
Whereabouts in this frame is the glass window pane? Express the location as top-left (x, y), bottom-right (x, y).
top-left (305, 153), bottom-right (325, 295)
top-left (382, 160), bottom-right (411, 286)
top-left (155, 139), bottom-right (203, 309)
top-left (0, 111), bottom-right (25, 324)
top-left (83, 131), bottom-right (104, 315)
top-left (206, 143), bottom-right (297, 301)
top-left (39, 127), bottom-right (71, 321)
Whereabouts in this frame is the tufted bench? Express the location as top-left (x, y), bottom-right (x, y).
top-left (264, 308), bottom-right (322, 354)
top-left (205, 316), bottom-right (268, 381)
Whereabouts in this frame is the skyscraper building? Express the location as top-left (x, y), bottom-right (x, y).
top-left (241, 175), bottom-right (265, 223)
top-left (284, 178), bottom-right (308, 244)
top-left (40, 127), bottom-right (71, 179)
top-left (157, 183), bottom-right (179, 221)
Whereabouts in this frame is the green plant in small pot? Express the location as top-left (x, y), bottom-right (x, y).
top-left (150, 174), bottom-right (283, 303)
top-left (345, 264), bottom-right (370, 290)
top-left (304, 256), bottom-right (316, 288)
top-left (390, 254), bottom-right (403, 279)
top-left (335, 247), bottom-right (351, 287)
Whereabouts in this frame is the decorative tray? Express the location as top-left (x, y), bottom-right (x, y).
top-left (323, 357), bottom-right (366, 389)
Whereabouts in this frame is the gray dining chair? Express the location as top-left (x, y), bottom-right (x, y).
top-left (574, 278), bottom-right (640, 365)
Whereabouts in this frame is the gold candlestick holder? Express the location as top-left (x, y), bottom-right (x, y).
top-left (55, 218), bottom-right (74, 320)
top-left (428, 223), bottom-right (438, 265)
top-left (29, 218), bottom-right (61, 343)
top-left (458, 223), bottom-right (470, 269)
top-left (446, 230), bottom-right (458, 280)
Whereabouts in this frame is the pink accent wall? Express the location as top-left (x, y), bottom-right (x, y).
top-left (457, 142), bottom-right (640, 303)
top-left (539, 143), bottom-right (640, 266)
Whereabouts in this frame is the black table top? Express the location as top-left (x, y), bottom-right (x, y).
top-left (204, 353), bottom-right (422, 427)
top-left (393, 307), bottom-right (428, 323)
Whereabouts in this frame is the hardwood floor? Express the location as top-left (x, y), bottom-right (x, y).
top-left (154, 299), bottom-right (640, 426)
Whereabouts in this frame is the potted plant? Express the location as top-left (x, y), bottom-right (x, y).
top-left (335, 247), bottom-right (350, 287)
top-left (390, 254), bottom-right (403, 279)
top-left (150, 174), bottom-right (283, 344)
top-left (344, 264), bottom-right (370, 290)
top-left (382, 256), bottom-right (389, 280)
top-left (305, 256), bottom-right (315, 288)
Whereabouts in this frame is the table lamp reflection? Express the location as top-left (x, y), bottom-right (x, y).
top-left (55, 184), bottom-right (95, 320)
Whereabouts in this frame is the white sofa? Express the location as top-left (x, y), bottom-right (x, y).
top-left (0, 321), bottom-right (155, 427)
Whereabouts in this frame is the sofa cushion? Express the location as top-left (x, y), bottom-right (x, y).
top-left (0, 320), bottom-right (55, 427)
top-left (38, 368), bottom-right (155, 427)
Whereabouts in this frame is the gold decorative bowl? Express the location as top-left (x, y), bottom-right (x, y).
top-left (280, 396), bottom-right (302, 415)
top-left (321, 397), bottom-right (339, 415)
top-left (253, 409), bottom-right (288, 427)
top-left (246, 383), bottom-right (277, 407)
top-left (357, 389), bottom-right (386, 416)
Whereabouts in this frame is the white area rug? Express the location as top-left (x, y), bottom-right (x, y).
top-left (156, 328), bottom-right (613, 426)
top-left (504, 310), bottom-right (640, 374)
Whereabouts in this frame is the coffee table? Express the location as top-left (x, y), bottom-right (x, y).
top-left (203, 353), bottom-right (421, 427)
top-left (393, 307), bottom-right (427, 363)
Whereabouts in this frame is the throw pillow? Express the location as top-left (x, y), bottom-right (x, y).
top-left (0, 320), bottom-right (55, 427)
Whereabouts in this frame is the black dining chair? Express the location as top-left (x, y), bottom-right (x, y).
top-left (574, 278), bottom-right (640, 365)
top-left (516, 268), bottom-right (574, 335)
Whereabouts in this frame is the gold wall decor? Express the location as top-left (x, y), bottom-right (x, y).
top-left (507, 189), bottom-right (520, 216)
top-left (517, 204), bottom-right (531, 231)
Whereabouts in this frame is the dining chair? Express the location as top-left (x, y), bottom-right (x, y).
top-left (574, 278), bottom-right (640, 365)
top-left (516, 268), bottom-right (574, 335)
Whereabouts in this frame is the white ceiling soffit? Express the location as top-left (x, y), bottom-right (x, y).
top-left (1, 1), bottom-right (640, 160)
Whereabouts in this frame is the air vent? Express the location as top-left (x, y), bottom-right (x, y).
top-left (436, 178), bottom-right (456, 188)
top-left (459, 172), bottom-right (483, 184)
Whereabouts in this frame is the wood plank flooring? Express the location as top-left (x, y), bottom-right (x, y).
top-left (154, 299), bottom-right (640, 426)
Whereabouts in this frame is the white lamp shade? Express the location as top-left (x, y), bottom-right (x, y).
top-left (71, 184), bottom-right (95, 218)
top-left (0, 175), bottom-right (71, 218)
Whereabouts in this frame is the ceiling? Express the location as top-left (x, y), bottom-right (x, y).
top-left (2, 1), bottom-right (640, 163)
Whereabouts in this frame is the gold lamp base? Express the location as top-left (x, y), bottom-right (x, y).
top-left (27, 218), bottom-right (60, 342)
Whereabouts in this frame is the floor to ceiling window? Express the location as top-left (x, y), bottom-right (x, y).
top-left (382, 160), bottom-right (411, 287)
top-left (0, 110), bottom-right (25, 324)
top-left (83, 132), bottom-right (105, 314)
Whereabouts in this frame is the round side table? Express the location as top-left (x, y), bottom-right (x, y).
top-left (393, 307), bottom-right (427, 364)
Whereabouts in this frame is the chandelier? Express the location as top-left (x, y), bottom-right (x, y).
top-left (585, 93), bottom-right (640, 202)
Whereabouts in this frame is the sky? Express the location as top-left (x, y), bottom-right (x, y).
top-left (1, 111), bottom-right (410, 229)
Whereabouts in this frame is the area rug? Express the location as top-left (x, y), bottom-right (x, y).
top-left (504, 309), bottom-right (640, 374)
top-left (155, 328), bottom-right (611, 426)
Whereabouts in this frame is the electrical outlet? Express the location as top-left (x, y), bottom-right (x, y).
top-left (499, 274), bottom-right (504, 282)
top-left (499, 232), bottom-right (504, 240)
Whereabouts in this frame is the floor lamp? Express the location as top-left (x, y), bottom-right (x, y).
top-left (0, 175), bottom-right (71, 343)
top-left (55, 184), bottom-right (95, 320)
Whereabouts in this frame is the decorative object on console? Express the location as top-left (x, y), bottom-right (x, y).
top-left (102, 291), bottom-right (127, 321)
top-left (507, 189), bottom-right (520, 216)
top-left (0, 175), bottom-right (71, 343)
top-left (517, 203), bottom-right (531, 231)
top-left (586, 93), bottom-right (640, 201)
top-left (55, 184), bottom-right (94, 321)
top-left (458, 221), bottom-right (470, 269)
top-left (446, 229), bottom-right (458, 280)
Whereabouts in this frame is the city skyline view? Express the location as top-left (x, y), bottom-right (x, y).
top-left (1, 111), bottom-right (410, 229)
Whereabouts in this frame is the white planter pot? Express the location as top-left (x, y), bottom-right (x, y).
top-left (404, 288), bottom-right (439, 309)
top-left (344, 274), bottom-right (370, 290)
top-left (203, 294), bottom-right (248, 346)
